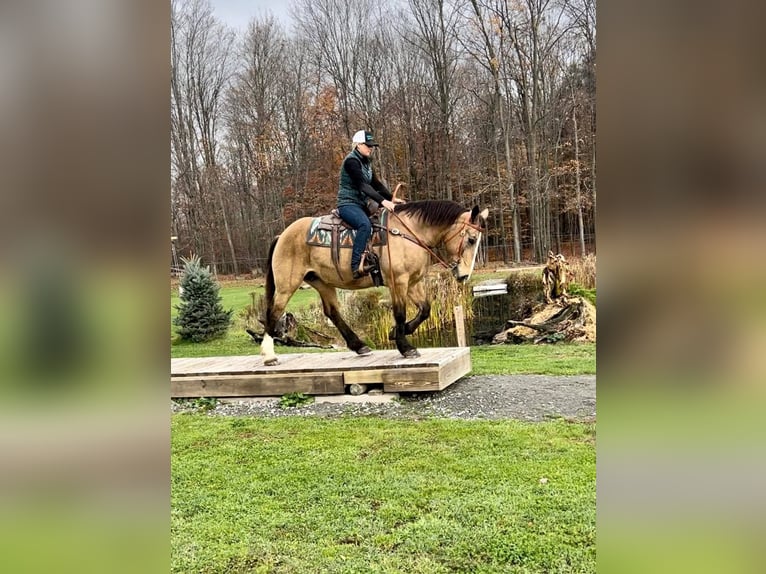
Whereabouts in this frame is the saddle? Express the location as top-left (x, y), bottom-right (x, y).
top-left (306, 209), bottom-right (388, 285)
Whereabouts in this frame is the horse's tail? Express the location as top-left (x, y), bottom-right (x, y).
top-left (264, 236), bottom-right (279, 328)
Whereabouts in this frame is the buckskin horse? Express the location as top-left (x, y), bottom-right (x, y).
top-left (260, 200), bottom-right (489, 365)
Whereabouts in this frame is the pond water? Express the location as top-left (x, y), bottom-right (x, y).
top-left (406, 286), bottom-right (540, 348)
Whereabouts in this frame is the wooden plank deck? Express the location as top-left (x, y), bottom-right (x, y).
top-left (171, 347), bottom-right (471, 397)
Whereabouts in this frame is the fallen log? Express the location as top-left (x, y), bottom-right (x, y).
top-left (245, 328), bottom-right (334, 349)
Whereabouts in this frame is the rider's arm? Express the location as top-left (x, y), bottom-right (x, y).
top-left (345, 157), bottom-right (389, 204)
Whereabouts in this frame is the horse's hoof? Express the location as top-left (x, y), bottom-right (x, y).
top-left (402, 349), bottom-right (420, 358)
top-left (357, 346), bottom-right (372, 356)
top-left (263, 357), bottom-right (279, 366)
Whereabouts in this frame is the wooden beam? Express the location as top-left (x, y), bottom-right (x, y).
top-left (171, 373), bottom-right (344, 397)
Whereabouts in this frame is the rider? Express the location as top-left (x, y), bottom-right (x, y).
top-left (336, 130), bottom-right (404, 279)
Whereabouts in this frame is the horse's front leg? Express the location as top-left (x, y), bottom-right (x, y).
top-left (388, 281), bottom-right (430, 339)
top-left (390, 279), bottom-right (420, 358)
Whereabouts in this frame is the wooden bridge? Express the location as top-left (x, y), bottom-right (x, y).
top-left (171, 347), bottom-right (471, 398)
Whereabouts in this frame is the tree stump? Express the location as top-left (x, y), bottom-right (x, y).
top-left (492, 296), bottom-right (596, 344)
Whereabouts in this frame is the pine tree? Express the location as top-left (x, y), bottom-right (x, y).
top-left (173, 255), bottom-right (232, 342)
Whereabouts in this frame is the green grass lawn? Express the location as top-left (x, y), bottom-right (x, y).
top-left (172, 416), bottom-right (596, 573)
top-left (470, 342), bottom-right (595, 376)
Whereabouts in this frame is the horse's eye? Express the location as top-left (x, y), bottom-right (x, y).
top-left (467, 236), bottom-right (476, 245)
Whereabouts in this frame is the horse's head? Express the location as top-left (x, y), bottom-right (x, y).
top-left (446, 205), bottom-right (489, 283)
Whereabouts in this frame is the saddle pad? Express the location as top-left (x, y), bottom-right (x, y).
top-left (306, 211), bottom-right (388, 248)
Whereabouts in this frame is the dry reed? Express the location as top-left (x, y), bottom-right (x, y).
top-left (566, 254), bottom-right (596, 289)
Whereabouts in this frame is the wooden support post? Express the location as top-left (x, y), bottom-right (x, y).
top-left (454, 305), bottom-right (466, 347)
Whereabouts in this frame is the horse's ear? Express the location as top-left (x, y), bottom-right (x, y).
top-left (470, 206), bottom-right (489, 223)
top-left (548, 250), bottom-right (555, 259)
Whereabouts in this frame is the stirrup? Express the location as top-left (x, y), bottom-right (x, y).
top-left (352, 260), bottom-right (374, 279)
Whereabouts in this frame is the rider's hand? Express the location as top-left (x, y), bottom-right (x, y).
top-left (393, 197), bottom-right (406, 204)
top-left (381, 199), bottom-right (396, 211)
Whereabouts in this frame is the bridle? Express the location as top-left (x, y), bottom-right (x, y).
top-left (441, 219), bottom-right (485, 269)
top-left (383, 209), bottom-right (484, 273)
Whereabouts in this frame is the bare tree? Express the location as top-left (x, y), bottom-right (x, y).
top-left (484, 0), bottom-right (572, 261)
top-left (384, 18), bottom-right (434, 197)
top-left (292, 0), bottom-right (382, 138)
top-left (463, 0), bottom-right (522, 262)
top-left (171, 0), bottom-right (235, 270)
top-left (564, 0), bottom-right (596, 218)
top-left (224, 16), bottom-right (290, 268)
top-left (402, 0), bottom-right (464, 200)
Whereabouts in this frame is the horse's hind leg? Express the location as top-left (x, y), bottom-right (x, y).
top-left (306, 278), bottom-right (371, 355)
top-left (261, 271), bottom-right (304, 366)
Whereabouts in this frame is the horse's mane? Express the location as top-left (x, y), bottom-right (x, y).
top-left (394, 200), bottom-right (466, 228)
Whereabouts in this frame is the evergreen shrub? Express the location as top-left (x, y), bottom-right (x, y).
top-left (173, 255), bottom-right (232, 342)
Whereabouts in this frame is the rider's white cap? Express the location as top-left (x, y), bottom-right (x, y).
top-left (352, 130), bottom-right (379, 147)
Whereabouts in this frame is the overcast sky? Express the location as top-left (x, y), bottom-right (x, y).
top-left (211, 0), bottom-right (293, 31)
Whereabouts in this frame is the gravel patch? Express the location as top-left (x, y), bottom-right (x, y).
top-left (172, 374), bottom-right (595, 422)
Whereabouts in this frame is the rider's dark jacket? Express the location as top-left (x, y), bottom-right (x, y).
top-left (336, 148), bottom-right (392, 212)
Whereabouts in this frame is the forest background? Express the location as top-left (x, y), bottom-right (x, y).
top-left (171, 0), bottom-right (596, 275)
